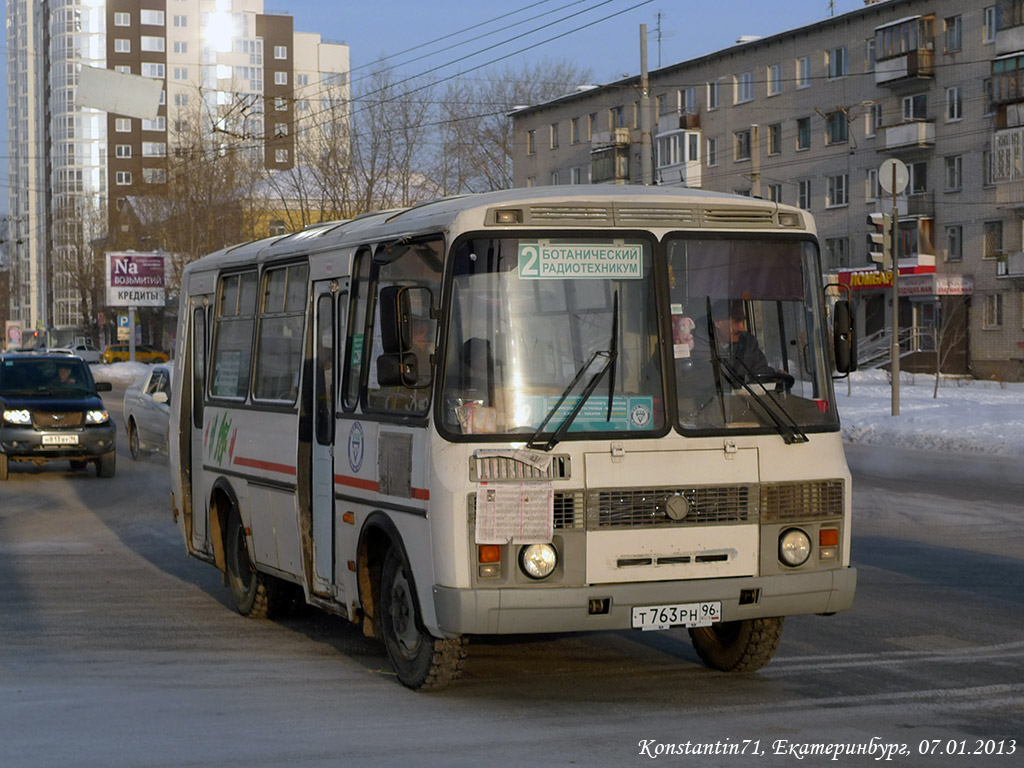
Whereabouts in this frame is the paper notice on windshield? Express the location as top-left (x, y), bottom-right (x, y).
top-left (518, 241), bottom-right (643, 279)
top-left (474, 482), bottom-right (554, 544)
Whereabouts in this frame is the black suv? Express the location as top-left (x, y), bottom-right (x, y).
top-left (0, 353), bottom-right (117, 479)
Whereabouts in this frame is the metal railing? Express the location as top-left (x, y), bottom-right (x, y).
top-left (857, 327), bottom-right (935, 369)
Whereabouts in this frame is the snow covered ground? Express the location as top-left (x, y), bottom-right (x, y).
top-left (93, 363), bottom-right (1024, 458)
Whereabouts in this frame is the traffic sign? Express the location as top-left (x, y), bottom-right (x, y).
top-left (878, 158), bottom-right (909, 195)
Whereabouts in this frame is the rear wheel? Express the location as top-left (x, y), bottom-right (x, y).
top-left (225, 511), bottom-right (292, 618)
top-left (96, 450), bottom-right (116, 478)
top-left (688, 617), bottom-right (784, 673)
top-left (379, 546), bottom-right (466, 690)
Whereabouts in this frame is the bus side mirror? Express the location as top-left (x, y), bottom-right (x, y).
top-left (376, 352), bottom-right (420, 387)
top-left (833, 300), bottom-right (857, 374)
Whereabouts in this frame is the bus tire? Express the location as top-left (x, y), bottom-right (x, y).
top-left (380, 546), bottom-right (466, 690)
top-left (226, 511), bottom-right (289, 619)
top-left (688, 616), bottom-right (784, 673)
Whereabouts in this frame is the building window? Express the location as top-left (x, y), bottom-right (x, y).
top-left (274, 71), bottom-right (288, 85)
top-left (294, 73), bottom-right (308, 87)
top-left (141, 36), bottom-right (165, 52)
top-left (908, 161), bottom-right (928, 194)
top-left (796, 55), bottom-right (811, 88)
top-left (115, 145), bottom-right (132, 158)
top-left (984, 6), bottom-right (998, 44)
top-left (734, 129), bottom-right (752, 161)
top-left (945, 87), bottom-right (962, 121)
top-left (706, 137), bottom-right (718, 166)
top-left (114, 65), bottom-right (131, 74)
top-left (141, 63), bottom-right (165, 79)
top-left (826, 111), bottom-right (848, 144)
top-left (768, 123), bottom-right (782, 155)
top-left (734, 71), bottom-right (753, 104)
top-left (945, 155), bottom-right (963, 191)
top-left (827, 46), bottom-right (849, 79)
top-left (798, 180), bottom-right (811, 210)
top-left (707, 80), bottom-right (720, 110)
top-left (115, 118), bottom-right (132, 132)
top-left (275, 149), bottom-right (289, 164)
top-left (867, 169), bottom-right (879, 201)
top-left (549, 123), bottom-right (559, 149)
top-left (767, 63), bottom-right (781, 96)
top-left (550, 171), bottom-right (559, 185)
top-left (866, 38), bottom-right (876, 71)
top-left (114, 39), bottom-right (131, 53)
top-left (984, 221), bottom-right (1004, 258)
top-left (142, 141), bottom-right (166, 157)
top-left (944, 15), bottom-right (962, 52)
top-left (571, 167), bottom-right (582, 184)
top-left (141, 9), bottom-right (165, 25)
top-left (826, 174), bottom-right (849, 207)
top-left (143, 168), bottom-right (166, 184)
top-left (588, 113), bottom-right (597, 139)
top-left (903, 93), bottom-right (927, 121)
top-left (570, 117), bottom-right (580, 144)
top-left (983, 294), bottom-right (1003, 329)
top-left (865, 103), bottom-right (880, 137)
top-left (945, 225), bottom-right (963, 261)
top-left (269, 220), bottom-right (287, 236)
top-left (115, 171), bottom-right (132, 185)
top-left (173, 67), bottom-right (188, 80)
top-left (274, 123), bottom-right (288, 137)
top-left (526, 129), bottom-right (535, 155)
top-left (174, 92), bottom-right (188, 106)
top-left (173, 41), bottom-right (188, 54)
top-left (796, 117), bottom-right (811, 150)
top-left (825, 237), bottom-right (850, 269)
top-left (173, 15), bottom-right (187, 27)
top-left (142, 116), bottom-right (166, 131)
top-left (768, 183), bottom-right (782, 203)
top-left (984, 79), bottom-right (996, 116)
top-left (610, 105), bottom-right (625, 129)
top-left (657, 132), bottom-right (684, 167)
top-left (274, 45), bottom-right (288, 59)
top-left (274, 97), bottom-right (287, 112)
top-left (114, 12), bottom-right (130, 26)
top-left (680, 86), bottom-right (697, 113)
top-left (688, 133), bottom-right (698, 162)
top-left (526, 177), bottom-right (535, 188)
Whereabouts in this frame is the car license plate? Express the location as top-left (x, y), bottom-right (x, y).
top-left (42, 434), bottom-right (78, 445)
top-left (632, 601), bottom-right (721, 631)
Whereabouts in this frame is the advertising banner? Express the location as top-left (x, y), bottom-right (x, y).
top-left (106, 252), bottom-right (166, 307)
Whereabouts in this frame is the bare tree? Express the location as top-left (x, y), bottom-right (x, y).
top-left (434, 58), bottom-right (593, 194)
top-left (931, 296), bottom-right (970, 398)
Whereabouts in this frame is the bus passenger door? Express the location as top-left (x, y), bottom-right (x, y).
top-left (189, 299), bottom-right (210, 552)
top-left (311, 282), bottom-right (341, 595)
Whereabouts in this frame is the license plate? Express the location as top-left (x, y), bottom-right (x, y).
top-left (42, 434), bottom-right (78, 445)
top-left (632, 601), bottom-right (721, 631)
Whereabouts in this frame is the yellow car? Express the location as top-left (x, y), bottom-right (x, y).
top-left (101, 344), bottom-right (170, 364)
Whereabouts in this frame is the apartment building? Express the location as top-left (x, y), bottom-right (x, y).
top-left (511, 0), bottom-right (1024, 380)
top-left (5, 0), bottom-right (348, 343)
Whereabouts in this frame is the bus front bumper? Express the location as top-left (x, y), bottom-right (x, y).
top-left (432, 567), bottom-right (856, 636)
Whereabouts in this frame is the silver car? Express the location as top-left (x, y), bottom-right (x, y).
top-left (122, 362), bottom-right (173, 460)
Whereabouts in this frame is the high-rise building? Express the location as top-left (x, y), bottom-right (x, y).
top-left (6, 0), bottom-right (349, 343)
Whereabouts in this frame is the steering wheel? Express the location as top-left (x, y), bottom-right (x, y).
top-left (744, 371), bottom-right (795, 393)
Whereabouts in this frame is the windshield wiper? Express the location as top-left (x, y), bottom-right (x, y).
top-left (605, 289), bottom-right (619, 421)
top-left (527, 349), bottom-right (616, 452)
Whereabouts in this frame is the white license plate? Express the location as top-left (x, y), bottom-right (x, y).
top-left (42, 434), bottom-right (78, 445)
top-left (632, 601), bottom-right (721, 631)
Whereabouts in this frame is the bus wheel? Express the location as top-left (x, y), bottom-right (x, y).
top-left (380, 546), bottom-right (467, 690)
top-left (688, 617), bottom-right (784, 673)
top-left (226, 511), bottom-right (289, 619)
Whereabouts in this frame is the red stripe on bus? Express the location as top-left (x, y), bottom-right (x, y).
top-left (233, 456), bottom-right (297, 475)
top-left (411, 487), bottom-right (430, 500)
top-left (334, 474), bottom-right (380, 492)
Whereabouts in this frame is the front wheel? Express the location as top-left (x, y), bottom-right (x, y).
top-left (225, 511), bottom-right (293, 618)
top-left (96, 450), bottom-right (116, 478)
top-left (379, 547), bottom-right (466, 690)
top-left (128, 420), bottom-right (145, 460)
top-left (688, 617), bottom-right (784, 673)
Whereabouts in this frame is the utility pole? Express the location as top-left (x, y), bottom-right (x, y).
top-left (890, 164), bottom-right (900, 416)
top-left (640, 24), bottom-right (653, 186)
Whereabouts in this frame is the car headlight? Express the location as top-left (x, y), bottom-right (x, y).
top-left (85, 410), bottom-right (110, 424)
top-left (519, 543), bottom-right (558, 580)
top-left (3, 409), bottom-right (31, 425)
top-left (779, 528), bottom-right (812, 567)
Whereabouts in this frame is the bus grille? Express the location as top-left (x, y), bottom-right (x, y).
top-left (761, 480), bottom-right (845, 522)
top-left (470, 454), bottom-right (570, 482)
top-left (588, 485), bottom-right (756, 529)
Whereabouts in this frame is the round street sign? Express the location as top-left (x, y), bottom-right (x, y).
top-left (878, 158), bottom-right (909, 195)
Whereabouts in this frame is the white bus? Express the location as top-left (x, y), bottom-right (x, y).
top-left (169, 186), bottom-right (857, 689)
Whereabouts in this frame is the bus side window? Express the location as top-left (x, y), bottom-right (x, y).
top-left (210, 271), bottom-right (258, 400)
top-left (191, 307), bottom-right (206, 428)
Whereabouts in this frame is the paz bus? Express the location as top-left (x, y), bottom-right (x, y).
top-left (169, 186), bottom-right (857, 689)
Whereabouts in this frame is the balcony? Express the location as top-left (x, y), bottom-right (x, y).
top-left (996, 251), bottom-right (1024, 279)
top-left (884, 121), bottom-right (935, 150)
top-left (873, 192), bottom-right (933, 219)
top-left (874, 50), bottom-right (934, 86)
top-left (997, 25), bottom-right (1024, 56)
top-left (656, 111), bottom-right (700, 133)
top-left (590, 127), bottom-right (631, 148)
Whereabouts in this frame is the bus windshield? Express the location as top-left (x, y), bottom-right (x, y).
top-left (441, 236), bottom-right (664, 440)
top-left (666, 236), bottom-right (838, 434)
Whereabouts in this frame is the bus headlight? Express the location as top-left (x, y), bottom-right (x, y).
top-left (519, 543), bottom-right (557, 580)
top-left (778, 528), bottom-right (811, 567)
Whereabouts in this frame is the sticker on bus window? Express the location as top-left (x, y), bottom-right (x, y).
top-left (518, 241), bottom-right (643, 280)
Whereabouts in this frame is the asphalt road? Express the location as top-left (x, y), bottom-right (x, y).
top-left (1, 389), bottom-right (1021, 767)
